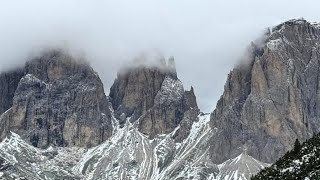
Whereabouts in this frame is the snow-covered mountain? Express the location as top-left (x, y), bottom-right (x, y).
top-left (0, 50), bottom-right (267, 180)
top-left (2, 18), bottom-right (320, 180)
top-left (0, 112), bottom-right (267, 180)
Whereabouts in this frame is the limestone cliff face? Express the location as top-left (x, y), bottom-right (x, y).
top-left (109, 57), bottom-right (199, 140)
top-left (210, 19), bottom-right (320, 163)
top-left (0, 68), bottom-right (24, 115)
top-left (0, 50), bottom-right (112, 148)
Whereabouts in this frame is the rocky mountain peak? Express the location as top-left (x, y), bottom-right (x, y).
top-left (271, 18), bottom-right (309, 32)
top-left (210, 18), bottom-right (320, 164)
top-left (0, 49), bottom-right (112, 148)
top-left (23, 50), bottom-right (92, 82)
top-left (109, 57), bottom-right (198, 139)
top-left (167, 56), bottom-right (178, 79)
top-left (167, 56), bottom-right (176, 69)
top-left (159, 56), bottom-right (167, 67)
top-left (1, 19), bottom-right (316, 179)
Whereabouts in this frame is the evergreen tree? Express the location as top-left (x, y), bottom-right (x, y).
top-left (293, 139), bottom-right (301, 155)
top-left (252, 134), bottom-right (320, 179)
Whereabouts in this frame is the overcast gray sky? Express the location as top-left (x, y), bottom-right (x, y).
top-left (0, 0), bottom-right (319, 112)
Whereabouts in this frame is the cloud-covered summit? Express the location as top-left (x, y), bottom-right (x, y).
top-left (0, 0), bottom-right (319, 111)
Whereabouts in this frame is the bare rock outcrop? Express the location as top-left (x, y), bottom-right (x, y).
top-left (0, 50), bottom-right (112, 148)
top-left (210, 19), bottom-right (320, 163)
top-left (0, 68), bottom-right (24, 115)
top-left (109, 57), bottom-right (199, 140)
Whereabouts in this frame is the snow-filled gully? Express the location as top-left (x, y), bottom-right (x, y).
top-left (0, 113), bottom-right (268, 180)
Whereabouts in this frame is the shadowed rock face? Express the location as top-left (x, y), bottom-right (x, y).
top-left (109, 66), bottom-right (167, 124)
top-left (210, 19), bottom-right (320, 163)
top-left (109, 57), bottom-right (199, 140)
top-left (0, 68), bottom-right (25, 115)
top-left (0, 50), bottom-right (112, 148)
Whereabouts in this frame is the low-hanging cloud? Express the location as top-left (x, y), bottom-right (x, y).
top-left (0, 0), bottom-right (319, 112)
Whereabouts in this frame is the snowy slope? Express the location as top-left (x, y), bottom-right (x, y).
top-left (0, 132), bottom-right (84, 179)
top-left (72, 113), bottom-right (216, 180)
top-left (215, 153), bottom-right (269, 180)
top-left (0, 112), bottom-right (267, 180)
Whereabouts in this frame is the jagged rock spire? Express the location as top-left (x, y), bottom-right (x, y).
top-left (168, 56), bottom-right (176, 70)
top-left (166, 56), bottom-right (177, 79)
top-left (159, 56), bottom-right (167, 67)
top-left (109, 56), bottom-right (198, 139)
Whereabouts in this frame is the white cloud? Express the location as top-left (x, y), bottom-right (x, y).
top-left (0, 0), bottom-right (319, 112)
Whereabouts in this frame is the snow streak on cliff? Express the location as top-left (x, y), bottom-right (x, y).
top-left (0, 110), bottom-right (267, 180)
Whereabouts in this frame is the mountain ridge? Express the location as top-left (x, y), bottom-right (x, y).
top-left (1, 18), bottom-right (320, 179)
top-left (210, 18), bottom-right (320, 164)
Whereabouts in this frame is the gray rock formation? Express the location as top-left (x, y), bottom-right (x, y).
top-left (0, 50), bottom-right (112, 148)
top-left (109, 57), bottom-right (199, 140)
top-left (0, 68), bottom-right (24, 115)
top-left (210, 18), bottom-right (320, 163)
top-left (3, 18), bottom-right (320, 180)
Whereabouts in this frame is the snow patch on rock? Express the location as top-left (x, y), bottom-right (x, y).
top-left (215, 153), bottom-right (270, 180)
top-left (155, 76), bottom-right (184, 105)
top-left (267, 39), bottom-right (282, 51)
